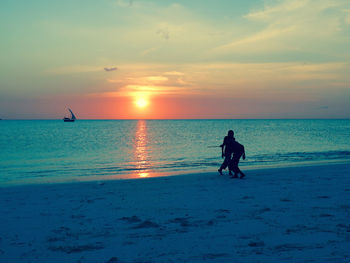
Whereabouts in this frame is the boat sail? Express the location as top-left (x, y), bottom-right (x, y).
top-left (63, 108), bottom-right (77, 122)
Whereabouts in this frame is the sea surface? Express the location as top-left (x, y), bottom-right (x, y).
top-left (1, 119), bottom-right (350, 185)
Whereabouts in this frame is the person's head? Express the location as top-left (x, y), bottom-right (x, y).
top-left (228, 130), bottom-right (234, 138)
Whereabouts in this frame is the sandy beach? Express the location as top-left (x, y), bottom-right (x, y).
top-left (1, 163), bottom-right (350, 263)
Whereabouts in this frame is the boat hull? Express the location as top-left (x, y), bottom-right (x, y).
top-left (63, 108), bottom-right (77, 122)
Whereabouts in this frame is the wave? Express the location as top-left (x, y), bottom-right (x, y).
top-left (247, 150), bottom-right (350, 165)
top-left (4, 150), bottom-right (350, 183)
top-left (82, 150), bottom-right (350, 176)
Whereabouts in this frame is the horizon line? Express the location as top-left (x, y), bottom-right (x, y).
top-left (1, 118), bottom-right (350, 121)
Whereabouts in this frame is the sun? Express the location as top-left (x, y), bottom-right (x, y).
top-left (135, 97), bottom-right (149, 108)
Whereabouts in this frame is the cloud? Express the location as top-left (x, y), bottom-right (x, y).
top-left (107, 79), bottom-right (123, 84)
top-left (47, 65), bottom-right (102, 74)
top-left (212, 0), bottom-right (350, 57)
top-left (345, 10), bottom-right (350, 24)
top-left (141, 47), bottom-right (158, 56)
top-left (99, 84), bottom-right (191, 98)
top-left (124, 85), bottom-right (186, 94)
top-left (164, 71), bottom-right (184, 76)
top-left (214, 26), bottom-right (296, 51)
top-left (105, 61), bottom-right (348, 94)
top-left (47, 65), bottom-right (120, 74)
top-left (245, 0), bottom-right (342, 22)
top-left (157, 28), bottom-right (170, 40)
top-left (116, 0), bottom-right (133, 7)
top-left (244, 0), bottom-right (308, 21)
top-left (318, 106), bottom-right (329, 109)
top-left (104, 67), bottom-right (118, 72)
top-left (145, 76), bottom-right (168, 82)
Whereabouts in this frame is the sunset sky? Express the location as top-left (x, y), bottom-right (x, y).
top-left (1, 0), bottom-right (350, 119)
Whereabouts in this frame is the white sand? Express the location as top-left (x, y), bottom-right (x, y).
top-left (1, 163), bottom-right (350, 263)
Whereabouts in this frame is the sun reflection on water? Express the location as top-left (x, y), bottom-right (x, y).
top-left (134, 120), bottom-right (150, 177)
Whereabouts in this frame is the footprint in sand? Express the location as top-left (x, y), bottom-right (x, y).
top-left (215, 209), bottom-right (230, 219)
top-left (242, 196), bottom-right (254, 200)
top-left (317, 195), bottom-right (330, 199)
top-left (48, 243), bottom-right (104, 254)
top-left (105, 257), bottom-right (118, 263)
top-left (274, 243), bottom-right (306, 252)
top-left (248, 241), bottom-right (265, 247)
top-left (319, 213), bottom-right (333, 217)
top-left (119, 216), bottom-right (141, 223)
top-left (201, 253), bottom-right (228, 260)
top-left (259, 207), bottom-right (271, 213)
top-left (168, 217), bottom-right (192, 227)
top-left (280, 198), bottom-right (292, 202)
top-left (215, 209), bottom-right (230, 213)
top-left (133, 220), bottom-right (159, 229)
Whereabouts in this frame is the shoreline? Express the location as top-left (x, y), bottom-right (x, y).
top-left (2, 159), bottom-right (350, 188)
top-left (1, 162), bottom-right (350, 262)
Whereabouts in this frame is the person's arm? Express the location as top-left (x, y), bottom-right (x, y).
top-left (242, 146), bottom-right (246, 160)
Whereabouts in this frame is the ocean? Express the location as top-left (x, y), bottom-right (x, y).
top-left (1, 119), bottom-right (350, 185)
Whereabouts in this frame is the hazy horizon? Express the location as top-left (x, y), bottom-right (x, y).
top-left (2, 117), bottom-right (350, 121)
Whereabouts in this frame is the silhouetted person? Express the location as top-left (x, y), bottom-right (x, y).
top-left (218, 130), bottom-right (235, 175)
top-left (229, 140), bottom-right (246, 179)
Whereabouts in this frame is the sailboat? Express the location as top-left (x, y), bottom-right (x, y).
top-left (63, 108), bottom-right (77, 122)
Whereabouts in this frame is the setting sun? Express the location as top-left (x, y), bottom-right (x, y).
top-left (135, 97), bottom-right (149, 108)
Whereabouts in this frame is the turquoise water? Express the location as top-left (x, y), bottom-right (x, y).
top-left (1, 119), bottom-right (350, 185)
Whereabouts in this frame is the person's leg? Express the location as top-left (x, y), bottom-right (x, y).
top-left (235, 159), bottom-right (246, 179)
top-left (228, 153), bottom-right (245, 179)
top-left (228, 158), bottom-right (234, 176)
top-left (231, 172), bottom-right (238, 178)
top-left (235, 166), bottom-right (245, 178)
top-left (218, 155), bottom-right (230, 175)
top-left (230, 158), bottom-right (238, 178)
top-left (234, 153), bottom-right (246, 178)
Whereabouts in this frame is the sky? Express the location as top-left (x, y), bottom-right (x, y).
top-left (1, 0), bottom-right (350, 119)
